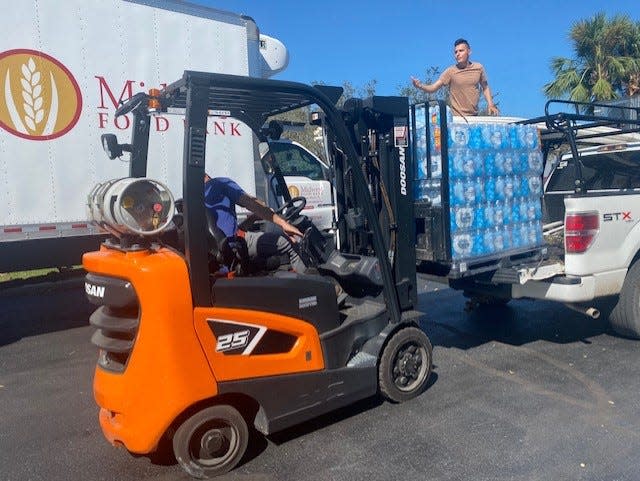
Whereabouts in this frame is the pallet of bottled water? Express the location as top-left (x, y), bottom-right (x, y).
top-left (413, 103), bottom-right (544, 263)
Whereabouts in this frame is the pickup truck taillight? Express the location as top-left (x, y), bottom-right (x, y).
top-left (565, 212), bottom-right (599, 253)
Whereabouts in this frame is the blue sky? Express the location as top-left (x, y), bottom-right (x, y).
top-left (198, 1), bottom-right (639, 118)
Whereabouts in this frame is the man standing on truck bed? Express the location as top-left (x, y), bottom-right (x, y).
top-left (411, 38), bottom-right (499, 116)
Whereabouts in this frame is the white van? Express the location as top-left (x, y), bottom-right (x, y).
top-left (267, 139), bottom-right (335, 231)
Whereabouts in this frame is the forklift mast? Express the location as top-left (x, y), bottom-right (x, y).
top-left (333, 96), bottom-right (417, 309)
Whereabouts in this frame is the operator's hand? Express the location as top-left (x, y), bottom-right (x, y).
top-left (488, 104), bottom-right (500, 116)
top-left (411, 76), bottom-right (422, 89)
top-left (274, 215), bottom-right (303, 242)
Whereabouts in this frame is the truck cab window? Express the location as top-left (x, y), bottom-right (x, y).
top-left (270, 143), bottom-right (325, 181)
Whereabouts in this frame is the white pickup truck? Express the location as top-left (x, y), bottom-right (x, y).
top-left (455, 100), bottom-right (640, 338)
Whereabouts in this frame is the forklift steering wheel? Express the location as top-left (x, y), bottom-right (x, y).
top-left (275, 196), bottom-right (306, 221)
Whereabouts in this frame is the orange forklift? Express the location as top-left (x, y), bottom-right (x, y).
top-left (83, 72), bottom-right (432, 477)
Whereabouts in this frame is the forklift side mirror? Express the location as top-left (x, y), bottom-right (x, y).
top-left (101, 134), bottom-right (123, 160)
top-left (101, 134), bottom-right (132, 160)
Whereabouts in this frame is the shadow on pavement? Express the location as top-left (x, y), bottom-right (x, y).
top-left (0, 277), bottom-right (93, 346)
top-left (418, 287), bottom-right (614, 351)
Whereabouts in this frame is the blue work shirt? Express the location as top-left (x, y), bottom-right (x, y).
top-left (204, 177), bottom-right (245, 237)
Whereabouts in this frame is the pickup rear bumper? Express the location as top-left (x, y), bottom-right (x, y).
top-left (511, 268), bottom-right (627, 302)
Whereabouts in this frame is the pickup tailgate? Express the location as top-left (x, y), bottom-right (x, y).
top-left (564, 193), bottom-right (640, 276)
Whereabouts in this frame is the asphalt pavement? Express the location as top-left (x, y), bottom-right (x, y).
top-left (1, 276), bottom-right (639, 481)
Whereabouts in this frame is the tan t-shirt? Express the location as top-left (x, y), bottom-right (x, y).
top-left (439, 62), bottom-right (488, 116)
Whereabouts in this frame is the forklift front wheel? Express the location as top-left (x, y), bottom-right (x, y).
top-left (378, 327), bottom-right (433, 403)
top-left (172, 404), bottom-right (249, 478)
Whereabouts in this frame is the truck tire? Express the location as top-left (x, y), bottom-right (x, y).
top-left (173, 404), bottom-right (248, 478)
top-left (610, 262), bottom-right (640, 339)
top-left (378, 327), bottom-right (432, 403)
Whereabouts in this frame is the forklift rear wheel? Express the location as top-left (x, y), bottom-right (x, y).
top-left (379, 327), bottom-right (432, 403)
top-left (172, 404), bottom-right (248, 478)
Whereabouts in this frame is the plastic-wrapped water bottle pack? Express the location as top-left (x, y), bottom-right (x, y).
top-left (447, 122), bottom-right (544, 260)
top-left (414, 105), bottom-right (453, 204)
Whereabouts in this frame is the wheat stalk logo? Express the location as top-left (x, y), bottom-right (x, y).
top-left (20, 58), bottom-right (45, 132)
top-left (4, 55), bottom-right (59, 136)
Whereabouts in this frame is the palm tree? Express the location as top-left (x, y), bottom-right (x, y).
top-left (544, 13), bottom-right (640, 103)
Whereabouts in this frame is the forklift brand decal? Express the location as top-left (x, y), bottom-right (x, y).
top-left (603, 212), bottom-right (632, 222)
top-left (398, 146), bottom-right (408, 196)
top-left (85, 282), bottom-right (105, 298)
top-left (209, 319), bottom-right (267, 355)
top-left (298, 295), bottom-right (318, 309)
top-left (0, 49), bottom-right (82, 140)
top-left (395, 122), bottom-right (409, 196)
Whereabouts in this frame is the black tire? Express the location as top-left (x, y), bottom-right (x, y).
top-left (378, 327), bottom-right (433, 403)
top-left (610, 261), bottom-right (640, 339)
top-left (172, 404), bottom-right (248, 479)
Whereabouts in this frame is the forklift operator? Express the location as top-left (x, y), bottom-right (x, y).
top-left (203, 173), bottom-right (307, 273)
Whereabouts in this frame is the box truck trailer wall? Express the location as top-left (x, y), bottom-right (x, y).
top-left (0, 0), bottom-right (288, 272)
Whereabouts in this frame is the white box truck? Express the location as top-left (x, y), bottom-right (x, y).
top-left (0, 0), bottom-right (292, 272)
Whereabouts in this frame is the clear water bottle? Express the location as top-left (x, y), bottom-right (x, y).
top-left (472, 229), bottom-right (486, 257)
top-left (463, 179), bottom-right (478, 204)
top-left (450, 124), bottom-right (470, 149)
top-left (527, 151), bottom-right (544, 175)
top-left (430, 153), bottom-right (442, 178)
top-left (494, 152), bottom-right (506, 175)
top-left (502, 153), bottom-right (515, 175)
top-left (520, 125), bottom-right (539, 149)
top-left (469, 125), bottom-right (483, 150)
top-left (525, 221), bottom-right (538, 246)
top-left (532, 200), bottom-right (542, 220)
top-left (483, 203), bottom-right (495, 228)
top-left (501, 226), bottom-right (512, 250)
top-left (508, 125), bottom-right (522, 149)
top-left (450, 150), bottom-right (467, 179)
top-left (451, 179), bottom-right (465, 206)
top-left (462, 152), bottom-right (477, 178)
top-left (495, 176), bottom-right (506, 201)
top-left (485, 177), bottom-right (497, 202)
top-left (518, 175), bottom-right (530, 198)
top-left (510, 221), bottom-right (522, 248)
top-left (452, 206), bottom-right (475, 232)
top-left (429, 179), bottom-right (442, 206)
top-left (484, 152), bottom-right (496, 177)
top-left (483, 229), bottom-right (495, 255)
top-left (452, 232), bottom-right (473, 259)
top-left (519, 223), bottom-right (530, 248)
top-left (502, 201), bottom-right (513, 225)
top-left (475, 205), bottom-right (486, 230)
top-left (503, 176), bottom-right (515, 201)
top-left (510, 200), bottom-right (521, 223)
top-left (492, 201), bottom-right (505, 225)
top-left (474, 178), bottom-right (485, 203)
top-left (416, 155), bottom-right (428, 180)
top-left (492, 226), bottom-right (506, 252)
top-left (527, 175), bottom-right (542, 197)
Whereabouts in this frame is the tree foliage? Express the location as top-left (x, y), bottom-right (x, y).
top-left (544, 13), bottom-right (640, 103)
top-left (271, 79), bottom-right (379, 161)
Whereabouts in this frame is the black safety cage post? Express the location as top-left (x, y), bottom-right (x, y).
top-left (129, 105), bottom-right (151, 178)
top-left (156, 71), bottom-right (404, 322)
top-left (182, 76), bottom-right (212, 307)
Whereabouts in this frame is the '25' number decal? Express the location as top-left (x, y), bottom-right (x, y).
top-left (216, 330), bottom-right (250, 352)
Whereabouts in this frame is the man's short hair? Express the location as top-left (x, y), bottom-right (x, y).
top-left (454, 38), bottom-right (469, 48)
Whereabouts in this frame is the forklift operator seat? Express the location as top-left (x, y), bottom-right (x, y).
top-left (205, 209), bottom-right (281, 275)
